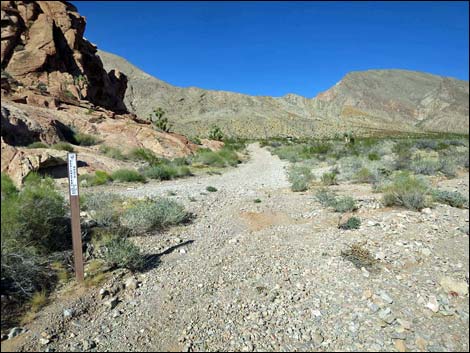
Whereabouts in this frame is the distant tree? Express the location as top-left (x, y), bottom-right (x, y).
top-left (208, 125), bottom-right (224, 141)
top-left (149, 107), bottom-right (171, 132)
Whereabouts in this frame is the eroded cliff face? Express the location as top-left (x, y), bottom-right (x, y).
top-left (1, 1), bottom-right (202, 186)
top-left (1, 1), bottom-right (127, 112)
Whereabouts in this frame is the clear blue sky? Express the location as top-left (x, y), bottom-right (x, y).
top-left (74, 1), bottom-right (469, 97)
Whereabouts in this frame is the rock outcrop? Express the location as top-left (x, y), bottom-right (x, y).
top-left (1, 1), bottom-right (202, 185)
top-left (1, 1), bottom-right (127, 112)
top-left (99, 50), bottom-right (469, 138)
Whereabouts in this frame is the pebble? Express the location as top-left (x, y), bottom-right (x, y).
top-left (439, 277), bottom-right (469, 296)
top-left (426, 295), bottom-right (440, 313)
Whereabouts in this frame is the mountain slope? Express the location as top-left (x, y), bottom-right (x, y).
top-left (98, 50), bottom-right (469, 138)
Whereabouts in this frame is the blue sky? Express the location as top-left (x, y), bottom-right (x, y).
top-left (75, 1), bottom-right (469, 97)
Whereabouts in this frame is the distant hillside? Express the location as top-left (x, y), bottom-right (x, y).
top-left (99, 50), bottom-right (469, 138)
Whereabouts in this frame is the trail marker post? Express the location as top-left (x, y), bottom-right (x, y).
top-left (67, 153), bottom-right (84, 282)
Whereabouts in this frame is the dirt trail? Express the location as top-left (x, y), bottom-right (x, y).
top-left (8, 144), bottom-right (470, 352)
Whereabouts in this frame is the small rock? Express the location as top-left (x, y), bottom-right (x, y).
top-left (125, 277), bottom-right (139, 290)
top-left (63, 308), bottom-right (74, 319)
top-left (312, 332), bottom-right (324, 347)
top-left (421, 208), bottom-right (432, 214)
top-left (99, 288), bottom-right (109, 299)
top-left (426, 295), bottom-right (439, 313)
top-left (415, 336), bottom-right (427, 351)
top-left (361, 267), bottom-right (370, 278)
top-left (104, 296), bottom-right (119, 310)
top-left (378, 291), bottom-right (394, 304)
top-left (179, 248), bottom-right (187, 254)
top-left (82, 339), bottom-right (96, 351)
top-left (394, 339), bottom-right (407, 352)
top-left (439, 277), bottom-right (469, 296)
top-left (39, 338), bottom-right (50, 345)
top-left (7, 327), bottom-right (23, 340)
top-left (397, 319), bottom-right (412, 330)
top-left (420, 248), bottom-right (432, 257)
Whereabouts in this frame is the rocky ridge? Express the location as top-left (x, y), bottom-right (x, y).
top-left (99, 50), bottom-right (469, 138)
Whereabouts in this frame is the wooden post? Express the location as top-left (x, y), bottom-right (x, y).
top-left (67, 153), bottom-right (84, 282)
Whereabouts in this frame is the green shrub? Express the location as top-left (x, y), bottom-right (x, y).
top-left (254, 199), bottom-right (262, 203)
top-left (99, 145), bottom-right (127, 160)
top-left (206, 186), bottom-right (218, 192)
top-left (17, 174), bottom-right (67, 250)
top-left (129, 147), bottom-right (160, 165)
top-left (51, 142), bottom-right (74, 152)
top-left (339, 216), bottom-right (361, 230)
top-left (381, 172), bottom-right (431, 211)
top-left (74, 133), bottom-right (102, 146)
top-left (315, 188), bottom-right (338, 207)
top-left (288, 165), bottom-right (314, 192)
top-left (79, 170), bottom-right (113, 186)
top-left (333, 196), bottom-right (357, 213)
top-left (111, 169), bottom-right (146, 183)
top-left (432, 189), bottom-right (468, 208)
top-left (368, 152), bottom-right (380, 161)
top-left (438, 157), bottom-right (457, 178)
top-left (100, 231), bottom-right (144, 271)
top-left (143, 163), bottom-right (191, 181)
top-left (321, 171), bottom-right (338, 186)
top-left (82, 193), bottom-right (123, 227)
top-left (120, 198), bottom-right (189, 234)
top-left (208, 125), bottom-right (224, 141)
top-left (194, 147), bottom-right (240, 167)
top-left (26, 142), bottom-right (49, 149)
top-left (353, 167), bottom-right (375, 184)
top-left (1, 173), bottom-right (18, 199)
top-left (149, 107), bottom-right (170, 132)
top-left (410, 157), bottom-right (440, 175)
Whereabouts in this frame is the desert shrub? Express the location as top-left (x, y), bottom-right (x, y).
top-left (79, 170), bottom-right (113, 187)
top-left (339, 216), bottom-right (361, 230)
top-left (353, 167), bottom-right (375, 184)
top-left (82, 193), bottom-right (123, 227)
top-left (74, 133), bottom-right (102, 146)
top-left (99, 231), bottom-right (144, 271)
top-left (120, 198), bottom-right (189, 234)
top-left (16, 174), bottom-right (67, 250)
top-left (1, 174), bottom-right (65, 299)
top-left (142, 163), bottom-right (192, 181)
top-left (223, 138), bottom-right (247, 151)
top-left (149, 107), bottom-right (170, 132)
top-left (288, 165), bottom-right (314, 192)
top-left (26, 142), bottom-right (49, 149)
top-left (1, 173), bottom-right (18, 199)
top-left (368, 152), bottom-right (381, 161)
top-left (410, 157), bottom-right (440, 175)
top-left (333, 196), bottom-right (357, 213)
top-left (314, 188), bottom-right (338, 209)
top-left (431, 189), bottom-right (468, 209)
top-left (99, 145), bottom-right (127, 161)
top-left (415, 139), bottom-right (439, 150)
top-left (380, 172), bottom-right (431, 211)
top-left (208, 125), bottom-right (224, 141)
top-left (338, 156), bottom-right (364, 179)
top-left (321, 171), bottom-right (338, 186)
top-left (111, 169), bottom-right (146, 183)
top-left (194, 147), bottom-right (240, 167)
top-left (1, 239), bottom-right (50, 298)
top-left (129, 147), bottom-right (160, 165)
top-left (438, 157), bottom-right (457, 178)
top-left (51, 142), bottom-right (74, 152)
top-left (206, 186), bottom-right (218, 192)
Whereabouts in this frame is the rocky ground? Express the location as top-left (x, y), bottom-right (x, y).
top-left (2, 143), bottom-right (469, 352)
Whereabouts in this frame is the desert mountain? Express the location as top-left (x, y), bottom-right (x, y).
top-left (99, 50), bottom-right (469, 138)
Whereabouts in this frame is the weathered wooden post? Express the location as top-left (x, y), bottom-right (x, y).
top-left (67, 152), bottom-right (84, 282)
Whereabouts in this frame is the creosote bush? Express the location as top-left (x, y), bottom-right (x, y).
top-left (51, 142), bottom-right (74, 152)
top-left (120, 198), bottom-right (189, 234)
top-left (380, 172), bottom-right (431, 211)
top-left (111, 169), bottom-right (146, 183)
top-left (73, 132), bottom-right (102, 146)
top-left (27, 141), bottom-right (49, 149)
top-left (321, 171), bottom-right (338, 186)
top-left (79, 170), bottom-right (113, 187)
top-left (288, 165), bottom-right (314, 192)
top-left (339, 216), bottom-right (361, 230)
top-left (431, 189), bottom-right (468, 209)
top-left (98, 230), bottom-right (144, 271)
